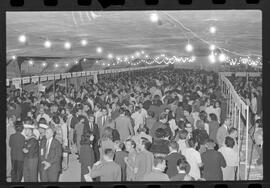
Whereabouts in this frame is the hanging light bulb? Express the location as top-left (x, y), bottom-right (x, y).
top-left (28, 60), bottom-right (34, 65)
top-left (18, 35), bottom-right (27, 43)
top-left (80, 39), bottom-right (88, 46)
top-left (108, 53), bottom-right (113, 59)
top-left (55, 64), bottom-right (59, 68)
top-left (42, 62), bottom-right (47, 67)
top-left (150, 13), bottom-right (159, 23)
top-left (219, 53), bottom-right (226, 62)
top-left (209, 26), bottom-right (217, 34)
top-left (185, 43), bottom-right (193, 52)
top-left (44, 40), bottom-right (52, 48)
top-left (96, 47), bottom-right (103, 54)
top-left (65, 63), bottom-right (69, 67)
top-left (208, 53), bottom-right (216, 63)
top-left (209, 44), bottom-right (216, 51)
top-left (12, 55), bottom-right (17, 60)
top-left (64, 42), bottom-right (71, 50)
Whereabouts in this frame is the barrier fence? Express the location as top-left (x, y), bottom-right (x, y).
top-left (219, 72), bottom-right (252, 180)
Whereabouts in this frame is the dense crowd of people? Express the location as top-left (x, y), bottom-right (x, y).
top-left (6, 68), bottom-right (261, 182)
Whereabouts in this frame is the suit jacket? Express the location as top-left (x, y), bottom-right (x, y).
top-left (115, 115), bottom-right (134, 141)
top-left (40, 138), bottom-right (62, 172)
top-left (165, 152), bottom-right (189, 178)
top-left (9, 132), bottom-right (25, 161)
top-left (90, 161), bottom-right (121, 182)
top-left (96, 116), bottom-right (110, 138)
top-left (216, 125), bottom-right (228, 148)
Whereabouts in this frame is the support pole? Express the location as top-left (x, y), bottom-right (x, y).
top-left (237, 107), bottom-right (241, 180)
top-left (245, 107), bottom-right (249, 180)
top-left (53, 77), bottom-right (55, 98)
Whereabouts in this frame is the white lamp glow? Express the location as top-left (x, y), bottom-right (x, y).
top-left (208, 54), bottom-right (216, 63)
top-left (18, 35), bottom-right (26, 43)
top-left (64, 42), bottom-right (71, 50)
top-left (209, 26), bottom-right (216, 34)
top-left (150, 13), bottom-right (159, 23)
top-left (108, 53), bottom-right (113, 59)
top-left (209, 44), bottom-right (216, 51)
top-left (28, 60), bottom-right (33, 65)
top-left (42, 62), bottom-right (47, 67)
top-left (55, 64), bottom-right (59, 68)
top-left (44, 40), bottom-right (52, 48)
top-left (96, 47), bottom-right (103, 54)
top-left (219, 53), bottom-right (226, 62)
top-left (185, 44), bottom-right (193, 52)
top-left (81, 39), bottom-right (88, 46)
top-left (12, 55), bottom-right (17, 60)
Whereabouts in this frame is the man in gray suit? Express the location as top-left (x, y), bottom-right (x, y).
top-left (40, 128), bottom-right (62, 182)
top-left (115, 107), bottom-right (134, 141)
top-left (216, 117), bottom-right (232, 148)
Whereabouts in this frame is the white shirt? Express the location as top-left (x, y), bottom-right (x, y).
top-left (45, 137), bottom-right (53, 158)
top-left (132, 111), bottom-right (145, 133)
top-left (218, 146), bottom-right (238, 167)
top-left (168, 119), bottom-right (178, 136)
top-left (183, 148), bottom-right (202, 180)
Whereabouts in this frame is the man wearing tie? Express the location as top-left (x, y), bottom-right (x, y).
top-left (84, 115), bottom-right (100, 162)
top-left (96, 107), bottom-right (110, 138)
top-left (40, 128), bottom-right (62, 182)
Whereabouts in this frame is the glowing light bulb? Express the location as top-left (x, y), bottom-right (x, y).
top-left (65, 63), bottom-right (69, 67)
top-left (42, 62), bottom-right (47, 67)
top-left (64, 42), bottom-right (71, 50)
top-left (96, 47), bottom-right (103, 54)
top-left (12, 55), bottom-right (17, 60)
top-left (219, 53), bottom-right (226, 62)
top-left (75, 60), bottom-right (78, 64)
top-left (150, 13), bottom-right (159, 23)
top-left (209, 44), bottom-right (216, 51)
top-left (208, 54), bottom-right (216, 63)
top-left (141, 51), bottom-right (145, 54)
top-left (28, 60), bottom-right (33, 65)
top-left (185, 44), bottom-right (193, 52)
top-left (44, 40), bottom-right (52, 48)
top-left (81, 39), bottom-right (88, 46)
top-left (55, 64), bottom-right (59, 68)
top-left (209, 26), bottom-right (216, 34)
top-left (18, 35), bottom-right (26, 43)
top-left (108, 53), bottom-right (113, 59)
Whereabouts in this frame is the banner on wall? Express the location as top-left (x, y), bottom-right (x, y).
top-left (55, 74), bottom-right (61, 80)
top-left (77, 72), bottom-right (82, 77)
top-left (12, 78), bottom-right (21, 90)
top-left (61, 73), bottom-right (67, 79)
top-left (6, 79), bottom-right (9, 86)
top-left (72, 72), bottom-right (77, 77)
top-left (66, 73), bottom-right (71, 78)
top-left (22, 77), bottom-right (30, 84)
top-left (40, 75), bottom-right (48, 82)
top-left (31, 76), bottom-right (39, 83)
top-left (48, 75), bottom-right (55, 81)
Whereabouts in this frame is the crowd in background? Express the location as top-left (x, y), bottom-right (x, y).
top-left (6, 68), bottom-right (262, 182)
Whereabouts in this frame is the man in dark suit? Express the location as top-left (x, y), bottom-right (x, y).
top-left (165, 141), bottom-right (190, 178)
top-left (84, 114), bottom-right (100, 162)
top-left (9, 120), bottom-right (25, 182)
top-left (40, 128), bottom-right (62, 182)
top-left (96, 107), bottom-right (110, 138)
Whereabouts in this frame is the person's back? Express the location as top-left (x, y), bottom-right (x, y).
top-left (114, 150), bottom-right (128, 181)
top-left (135, 150), bottom-right (154, 181)
top-left (91, 160), bottom-right (121, 181)
top-left (165, 152), bottom-right (186, 178)
top-left (208, 120), bottom-right (219, 143)
top-left (115, 115), bottom-right (133, 141)
top-left (142, 169), bottom-right (170, 181)
top-left (9, 132), bottom-right (25, 161)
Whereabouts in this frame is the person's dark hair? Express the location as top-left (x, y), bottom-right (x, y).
top-left (169, 140), bottom-right (179, 151)
top-left (177, 129), bottom-right (188, 140)
top-left (177, 120), bottom-right (186, 130)
top-left (102, 127), bottom-right (113, 140)
top-left (225, 136), bottom-right (235, 148)
top-left (209, 113), bottom-right (218, 122)
top-left (176, 158), bottom-right (189, 172)
top-left (119, 107), bottom-right (125, 114)
top-left (153, 156), bottom-right (165, 167)
top-left (14, 120), bottom-right (24, 132)
top-left (199, 111), bottom-right (207, 122)
top-left (155, 128), bottom-right (166, 139)
top-left (187, 138), bottom-right (196, 148)
top-left (23, 116), bottom-right (33, 124)
top-left (104, 148), bottom-right (115, 159)
top-left (126, 139), bottom-right (136, 149)
top-left (38, 118), bottom-right (47, 125)
top-left (141, 138), bottom-right (152, 150)
top-left (52, 115), bottom-right (60, 124)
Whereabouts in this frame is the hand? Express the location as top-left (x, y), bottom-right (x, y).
top-left (124, 157), bottom-right (128, 163)
top-left (22, 148), bottom-right (29, 153)
top-left (90, 135), bottom-right (94, 141)
top-left (94, 161), bottom-right (101, 166)
top-left (42, 161), bottom-right (51, 170)
top-left (87, 166), bottom-right (92, 173)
